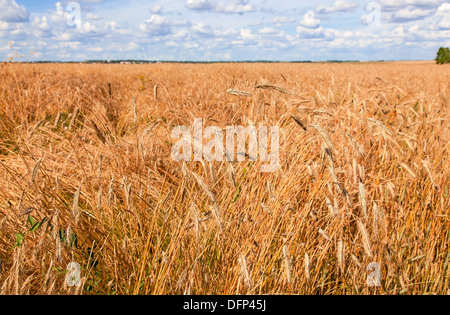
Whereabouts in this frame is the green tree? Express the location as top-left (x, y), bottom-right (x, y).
top-left (436, 47), bottom-right (450, 64)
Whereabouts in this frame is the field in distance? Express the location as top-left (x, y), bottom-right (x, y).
top-left (0, 62), bottom-right (448, 295)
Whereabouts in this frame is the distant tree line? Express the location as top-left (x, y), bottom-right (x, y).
top-left (436, 47), bottom-right (450, 64)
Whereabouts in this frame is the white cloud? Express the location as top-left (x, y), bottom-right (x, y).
top-left (270, 16), bottom-right (296, 27)
top-left (437, 2), bottom-right (450, 13)
top-left (379, 0), bottom-right (443, 11)
top-left (85, 13), bottom-right (102, 21)
top-left (0, 0), bottom-right (29, 22)
top-left (259, 27), bottom-right (277, 34)
top-left (150, 5), bottom-right (163, 14)
top-left (140, 14), bottom-right (171, 36)
top-left (316, 0), bottom-right (359, 14)
top-left (386, 6), bottom-right (433, 22)
top-left (186, 0), bottom-right (214, 11)
top-left (296, 26), bottom-right (325, 39)
top-left (32, 16), bottom-right (50, 32)
top-left (186, 0), bottom-right (255, 14)
top-left (191, 23), bottom-right (215, 37)
top-left (436, 3), bottom-right (450, 29)
top-left (240, 28), bottom-right (256, 40)
top-left (0, 21), bottom-right (10, 31)
top-left (87, 47), bottom-right (103, 52)
top-left (299, 11), bottom-right (321, 29)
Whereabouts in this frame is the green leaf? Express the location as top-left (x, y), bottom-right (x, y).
top-left (27, 215), bottom-right (35, 227)
top-left (30, 222), bottom-right (39, 233)
top-left (232, 185), bottom-right (242, 203)
top-left (70, 233), bottom-right (78, 249)
top-left (28, 217), bottom-right (46, 233)
top-left (59, 228), bottom-right (66, 244)
top-left (14, 233), bottom-right (24, 248)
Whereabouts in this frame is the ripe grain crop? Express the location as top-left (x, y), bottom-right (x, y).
top-left (0, 61), bottom-right (448, 295)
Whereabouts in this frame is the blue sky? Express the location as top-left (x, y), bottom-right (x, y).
top-left (1, 0), bottom-right (449, 61)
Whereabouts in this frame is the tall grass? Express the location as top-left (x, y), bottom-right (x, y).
top-left (0, 61), bottom-right (448, 295)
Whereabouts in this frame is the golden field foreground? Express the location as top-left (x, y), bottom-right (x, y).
top-left (0, 61), bottom-right (449, 295)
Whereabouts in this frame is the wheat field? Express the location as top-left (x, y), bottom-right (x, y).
top-left (0, 61), bottom-right (448, 295)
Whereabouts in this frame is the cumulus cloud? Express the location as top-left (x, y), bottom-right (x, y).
top-left (186, 0), bottom-right (214, 11)
top-left (186, 0), bottom-right (255, 14)
top-left (140, 14), bottom-right (172, 36)
top-left (316, 0), bottom-right (358, 14)
top-left (85, 13), bottom-right (102, 21)
top-left (150, 5), bottom-right (163, 14)
top-left (299, 11), bottom-right (321, 29)
top-left (240, 28), bottom-right (256, 40)
top-left (379, 0), bottom-right (443, 11)
top-left (270, 16), bottom-right (296, 27)
top-left (297, 11), bottom-right (326, 39)
top-left (386, 6), bottom-right (434, 22)
top-left (436, 2), bottom-right (450, 29)
top-left (31, 16), bottom-right (51, 34)
top-left (296, 26), bottom-right (325, 39)
top-left (191, 23), bottom-right (215, 37)
top-left (259, 27), bottom-right (277, 34)
top-left (0, 0), bottom-right (29, 23)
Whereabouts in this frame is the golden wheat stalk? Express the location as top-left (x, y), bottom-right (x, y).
top-left (191, 202), bottom-right (200, 244)
top-left (325, 197), bottom-right (336, 216)
top-left (282, 245), bottom-right (292, 284)
top-left (291, 115), bottom-right (307, 131)
top-left (422, 160), bottom-right (439, 190)
top-left (357, 219), bottom-right (372, 258)
top-left (132, 96), bottom-right (137, 124)
top-left (345, 133), bottom-right (365, 158)
top-left (227, 89), bottom-right (252, 97)
top-left (304, 253), bottom-right (311, 281)
top-left (73, 186), bottom-right (81, 225)
top-left (68, 107), bottom-right (79, 130)
top-left (318, 228), bottom-right (331, 241)
top-left (358, 180), bottom-right (368, 220)
top-left (367, 118), bottom-right (394, 136)
top-left (372, 201), bottom-right (379, 240)
top-left (31, 158), bottom-right (42, 184)
top-left (53, 112), bottom-right (62, 128)
top-left (399, 162), bottom-right (417, 178)
top-left (28, 119), bottom-right (44, 139)
top-left (311, 124), bottom-right (335, 151)
top-left (337, 239), bottom-right (345, 272)
top-left (226, 162), bottom-right (236, 187)
top-left (183, 164), bottom-right (223, 231)
top-left (255, 84), bottom-right (291, 95)
top-left (108, 176), bottom-right (115, 207)
top-left (239, 254), bottom-right (252, 287)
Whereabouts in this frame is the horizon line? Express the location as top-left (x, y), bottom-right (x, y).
top-left (4, 59), bottom-right (434, 64)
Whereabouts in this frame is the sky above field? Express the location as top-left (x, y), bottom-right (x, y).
top-left (1, 0), bottom-right (449, 61)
